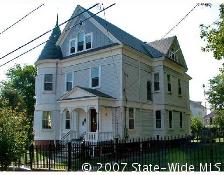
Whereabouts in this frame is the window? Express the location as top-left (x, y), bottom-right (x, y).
top-left (91, 66), bottom-right (100, 88)
top-left (147, 81), bottom-right (152, 101)
top-left (178, 79), bottom-right (182, 95)
top-left (44, 74), bottom-right (53, 91)
top-left (167, 74), bottom-right (171, 92)
top-left (77, 33), bottom-right (84, 52)
top-left (168, 49), bottom-right (178, 62)
top-left (85, 33), bottom-right (92, 50)
top-left (180, 112), bottom-right (183, 128)
top-left (42, 111), bottom-right (52, 129)
top-left (66, 72), bottom-right (73, 91)
top-left (169, 111), bottom-right (173, 128)
top-left (70, 39), bottom-right (76, 54)
top-left (69, 33), bottom-right (92, 55)
top-left (128, 108), bottom-right (134, 129)
top-left (154, 73), bottom-right (160, 91)
top-left (65, 111), bottom-right (71, 130)
top-left (156, 110), bottom-right (161, 128)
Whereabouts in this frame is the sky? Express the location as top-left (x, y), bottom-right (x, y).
top-left (0, 0), bottom-right (223, 110)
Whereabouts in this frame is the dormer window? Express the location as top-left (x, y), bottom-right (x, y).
top-left (69, 32), bottom-right (92, 55)
top-left (78, 33), bottom-right (84, 52)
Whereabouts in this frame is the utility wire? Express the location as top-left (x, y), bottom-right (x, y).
top-left (162, 3), bottom-right (211, 38)
top-left (0, 3), bottom-right (99, 61)
top-left (0, 3), bottom-right (116, 68)
top-left (0, 3), bottom-right (45, 36)
top-left (162, 4), bottom-right (199, 38)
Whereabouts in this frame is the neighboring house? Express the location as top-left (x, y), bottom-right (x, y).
top-left (204, 112), bottom-right (214, 127)
top-left (190, 100), bottom-right (207, 118)
top-left (34, 5), bottom-right (191, 145)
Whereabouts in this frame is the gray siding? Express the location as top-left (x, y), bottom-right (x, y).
top-left (122, 54), bottom-right (153, 103)
top-left (60, 54), bottom-right (122, 99)
top-left (60, 12), bottom-right (114, 57)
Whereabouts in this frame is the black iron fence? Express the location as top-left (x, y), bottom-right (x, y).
top-left (16, 130), bottom-right (224, 171)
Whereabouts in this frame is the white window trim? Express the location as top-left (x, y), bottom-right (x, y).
top-left (153, 72), bottom-right (160, 92)
top-left (89, 66), bottom-right (101, 89)
top-left (128, 107), bottom-right (135, 130)
top-left (42, 111), bottom-right (52, 130)
top-left (84, 32), bottom-right (93, 50)
top-left (65, 111), bottom-right (71, 130)
top-left (69, 32), bottom-right (93, 55)
top-left (69, 38), bottom-right (77, 55)
top-left (65, 72), bottom-right (73, 92)
top-left (43, 74), bottom-right (53, 92)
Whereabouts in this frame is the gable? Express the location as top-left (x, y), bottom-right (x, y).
top-left (58, 86), bottom-right (95, 101)
top-left (168, 38), bottom-right (187, 69)
top-left (57, 6), bottom-right (119, 58)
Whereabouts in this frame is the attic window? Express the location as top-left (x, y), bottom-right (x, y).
top-left (69, 32), bottom-right (92, 55)
top-left (168, 49), bottom-right (178, 62)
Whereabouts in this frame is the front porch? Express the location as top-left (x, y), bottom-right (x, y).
top-left (58, 86), bottom-right (119, 142)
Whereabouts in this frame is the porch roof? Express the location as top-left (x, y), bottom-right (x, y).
top-left (58, 86), bottom-right (114, 102)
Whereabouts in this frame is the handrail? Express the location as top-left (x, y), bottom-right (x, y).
top-left (61, 130), bottom-right (71, 141)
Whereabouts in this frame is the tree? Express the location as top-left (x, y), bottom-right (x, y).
top-left (0, 105), bottom-right (29, 170)
top-left (200, 4), bottom-right (224, 60)
top-left (0, 64), bottom-right (36, 144)
top-left (206, 72), bottom-right (224, 110)
top-left (213, 110), bottom-right (224, 129)
top-left (191, 117), bottom-right (203, 134)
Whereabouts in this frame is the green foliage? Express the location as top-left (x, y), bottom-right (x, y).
top-left (0, 106), bottom-right (29, 170)
top-left (200, 4), bottom-right (224, 60)
top-left (0, 64), bottom-right (36, 144)
top-left (191, 117), bottom-right (203, 134)
top-left (206, 72), bottom-right (224, 110)
top-left (213, 110), bottom-right (224, 129)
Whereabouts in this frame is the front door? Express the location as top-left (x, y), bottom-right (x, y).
top-left (90, 109), bottom-right (97, 132)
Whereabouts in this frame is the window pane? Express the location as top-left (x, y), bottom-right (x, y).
top-left (147, 81), bottom-right (152, 100)
top-left (44, 74), bottom-right (53, 82)
top-left (92, 77), bottom-right (99, 87)
top-left (180, 112), bottom-right (183, 128)
top-left (66, 73), bottom-right (72, 82)
top-left (169, 111), bottom-right (172, 128)
top-left (129, 119), bottom-right (134, 129)
top-left (129, 108), bottom-right (134, 118)
top-left (91, 67), bottom-right (99, 78)
top-left (65, 111), bottom-right (70, 129)
top-left (154, 73), bottom-right (160, 91)
top-left (66, 82), bottom-right (72, 91)
top-left (85, 34), bottom-right (92, 49)
top-left (154, 73), bottom-right (159, 82)
top-left (91, 67), bottom-right (99, 87)
top-left (42, 111), bottom-right (52, 129)
top-left (70, 40), bottom-right (76, 54)
top-left (44, 83), bottom-right (53, 91)
top-left (78, 33), bottom-right (84, 51)
top-left (156, 110), bottom-right (161, 128)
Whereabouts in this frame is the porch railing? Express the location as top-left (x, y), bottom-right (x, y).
top-left (84, 132), bottom-right (114, 142)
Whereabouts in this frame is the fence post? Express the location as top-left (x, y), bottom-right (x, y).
top-left (114, 138), bottom-right (118, 162)
top-left (29, 143), bottom-right (34, 170)
top-left (68, 142), bottom-right (72, 171)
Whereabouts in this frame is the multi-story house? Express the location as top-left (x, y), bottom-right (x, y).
top-left (34, 5), bottom-right (191, 145)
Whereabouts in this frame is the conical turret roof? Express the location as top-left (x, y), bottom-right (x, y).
top-left (38, 15), bottom-right (62, 60)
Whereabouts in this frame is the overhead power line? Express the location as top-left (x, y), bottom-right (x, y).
top-left (0, 3), bottom-right (45, 36)
top-left (0, 3), bottom-right (116, 68)
top-left (162, 3), bottom-right (211, 38)
top-left (0, 3), bottom-right (99, 61)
